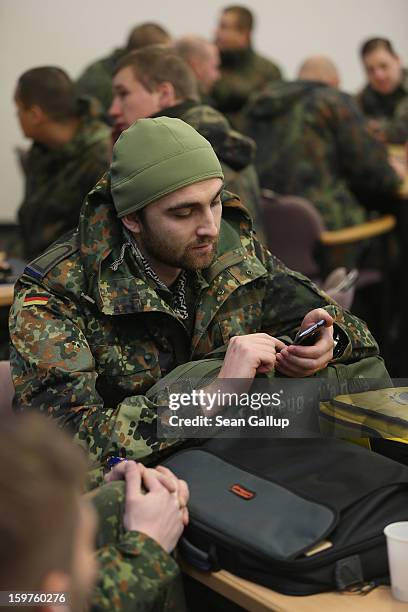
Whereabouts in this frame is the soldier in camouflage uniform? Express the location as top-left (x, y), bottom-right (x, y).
top-left (0, 413), bottom-right (187, 612)
top-left (211, 5), bottom-right (282, 130)
top-left (245, 56), bottom-right (402, 231)
top-left (10, 117), bottom-right (385, 489)
top-left (15, 67), bottom-right (111, 261)
top-left (109, 45), bottom-right (262, 235)
top-left (357, 38), bottom-right (408, 144)
top-left (76, 23), bottom-right (171, 118)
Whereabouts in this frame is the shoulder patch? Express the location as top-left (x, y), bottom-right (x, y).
top-left (23, 295), bottom-right (49, 307)
top-left (23, 234), bottom-right (79, 281)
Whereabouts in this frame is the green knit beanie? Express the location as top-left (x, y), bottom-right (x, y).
top-left (111, 117), bottom-right (224, 217)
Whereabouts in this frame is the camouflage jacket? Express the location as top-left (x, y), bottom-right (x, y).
top-left (17, 99), bottom-right (111, 261)
top-left (10, 175), bottom-right (380, 486)
top-left (151, 100), bottom-right (262, 233)
top-left (357, 68), bottom-right (408, 144)
top-left (245, 80), bottom-right (401, 230)
top-left (91, 481), bottom-right (185, 612)
top-left (76, 48), bottom-right (125, 118)
top-left (211, 46), bottom-right (282, 130)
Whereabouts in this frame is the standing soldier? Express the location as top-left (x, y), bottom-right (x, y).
top-left (212, 5), bottom-right (282, 130)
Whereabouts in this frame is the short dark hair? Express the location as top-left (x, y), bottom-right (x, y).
top-left (360, 37), bottom-right (397, 59)
top-left (224, 5), bottom-right (254, 32)
top-left (0, 414), bottom-right (86, 593)
top-left (126, 22), bottom-right (171, 52)
top-left (16, 67), bottom-right (78, 122)
top-left (114, 46), bottom-right (199, 101)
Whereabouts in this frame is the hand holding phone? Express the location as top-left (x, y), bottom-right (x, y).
top-left (276, 310), bottom-right (333, 378)
top-left (293, 319), bottom-right (326, 346)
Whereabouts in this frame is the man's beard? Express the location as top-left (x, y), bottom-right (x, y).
top-left (138, 224), bottom-right (218, 271)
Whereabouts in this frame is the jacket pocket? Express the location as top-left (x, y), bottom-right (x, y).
top-left (94, 343), bottom-right (160, 406)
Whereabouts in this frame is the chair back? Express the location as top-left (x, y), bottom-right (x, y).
top-left (261, 190), bottom-right (324, 278)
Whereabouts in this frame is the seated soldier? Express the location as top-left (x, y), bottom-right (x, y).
top-left (245, 56), bottom-right (402, 231)
top-left (175, 35), bottom-right (221, 104)
top-left (0, 413), bottom-right (188, 611)
top-left (357, 37), bottom-right (408, 144)
top-left (211, 5), bottom-right (282, 130)
top-left (75, 22), bottom-right (172, 117)
top-left (10, 117), bottom-right (384, 485)
top-left (15, 67), bottom-right (111, 260)
top-left (109, 45), bottom-right (262, 230)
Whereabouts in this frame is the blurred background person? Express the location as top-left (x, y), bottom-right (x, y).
top-left (0, 413), bottom-right (97, 611)
top-left (175, 35), bottom-right (221, 104)
top-left (211, 4), bottom-right (282, 130)
top-left (245, 55), bottom-right (402, 232)
top-left (0, 414), bottom-right (188, 611)
top-left (14, 66), bottom-right (110, 261)
top-left (357, 37), bottom-right (408, 144)
top-left (76, 22), bottom-right (172, 118)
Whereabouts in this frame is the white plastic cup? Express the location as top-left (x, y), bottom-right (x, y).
top-left (384, 521), bottom-right (408, 602)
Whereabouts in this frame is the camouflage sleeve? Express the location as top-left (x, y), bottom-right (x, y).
top-left (330, 93), bottom-right (402, 197)
top-left (258, 244), bottom-right (379, 363)
top-left (92, 532), bottom-right (185, 612)
top-left (9, 282), bottom-right (174, 487)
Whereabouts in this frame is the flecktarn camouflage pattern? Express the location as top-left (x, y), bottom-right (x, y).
top-left (10, 174), bottom-right (381, 488)
top-left (90, 480), bottom-right (186, 612)
top-left (246, 80), bottom-right (401, 230)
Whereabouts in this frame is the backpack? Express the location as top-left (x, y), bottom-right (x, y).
top-left (164, 436), bottom-right (408, 595)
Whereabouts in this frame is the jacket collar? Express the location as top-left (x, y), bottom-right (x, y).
top-left (150, 99), bottom-right (198, 119)
top-left (220, 46), bottom-right (254, 68)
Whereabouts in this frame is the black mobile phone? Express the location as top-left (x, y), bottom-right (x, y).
top-left (293, 319), bottom-right (326, 346)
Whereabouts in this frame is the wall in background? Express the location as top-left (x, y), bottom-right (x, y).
top-left (1, 0), bottom-right (407, 221)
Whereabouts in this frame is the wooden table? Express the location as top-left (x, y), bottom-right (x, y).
top-left (0, 284), bottom-right (14, 307)
top-left (181, 560), bottom-right (408, 611)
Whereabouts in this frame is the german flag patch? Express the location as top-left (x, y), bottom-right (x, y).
top-left (23, 296), bottom-right (49, 307)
